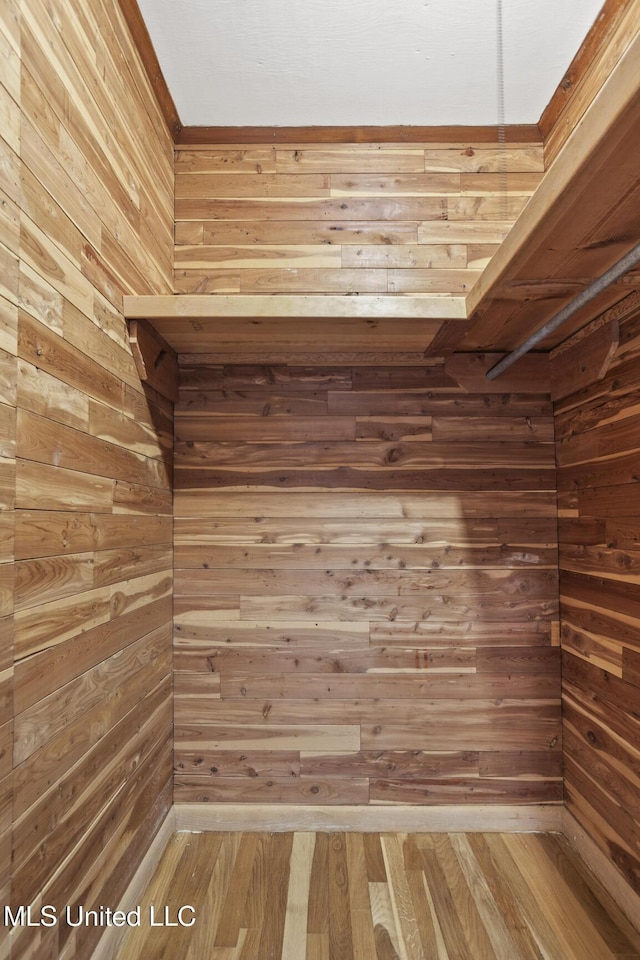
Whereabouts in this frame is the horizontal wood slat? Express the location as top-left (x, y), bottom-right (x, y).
top-left (175, 125), bottom-right (544, 144)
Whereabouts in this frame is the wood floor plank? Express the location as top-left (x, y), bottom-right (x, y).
top-left (281, 832), bottom-right (316, 960)
top-left (368, 881), bottom-right (402, 960)
top-left (346, 833), bottom-right (379, 959)
top-left (241, 832), bottom-right (272, 932)
top-left (214, 832), bottom-right (261, 948)
top-left (363, 832), bottom-right (388, 882)
top-left (449, 832), bottom-right (524, 960)
top-left (402, 836), bottom-right (440, 957)
top-left (184, 832), bottom-right (242, 960)
top-left (307, 831), bottom-right (330, 937)
top-left (306, 932), bottom-right (329, 960)
top-left (237, 927), bottom-right (262, 960)
top-left (420, 833), bottom-right (497, 959)
top-left (418, 870), bottom-right (451, 960)
top-left (328, 832), bottom-right (355, 960)
top-left (381, 833), bottom-right (424, 960)
top-left (256, 832), bottom-right (294, 960)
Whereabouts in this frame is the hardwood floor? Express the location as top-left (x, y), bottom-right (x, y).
top-left (117, 831), bottom-right (640, 959)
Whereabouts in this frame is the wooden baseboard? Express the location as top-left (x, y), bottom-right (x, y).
top-left (91, 808), bottom-right (176, 960)
top-left (174, 802), bottom-right (562, 834)
top-left (562, 809), bottom-right (640, 938)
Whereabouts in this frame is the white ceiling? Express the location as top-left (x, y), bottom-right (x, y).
top-left (137, 0), bottom-right (604, 128)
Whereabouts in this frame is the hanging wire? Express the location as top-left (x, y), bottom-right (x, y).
top-left (496, 0), bottom-right (508, 220)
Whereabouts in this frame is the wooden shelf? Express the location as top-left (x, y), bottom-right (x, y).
top-left (123, 294), bottom-right (467, 355)
top-left (123, 294), bottom-right (466, 321)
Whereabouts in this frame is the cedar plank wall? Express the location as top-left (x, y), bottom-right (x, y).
top-left (5, 0), bottom-right (174, 957)
top-left (173, 357), bottom-right (562, 805)
top-left (173, 141), bottom-right (561, 806)
top-left (174, 142), bottom-right (544, 298)
top-left (0, 0), bottom-right (19, 933)
top-left (556, 305), bottom-right (640, 898)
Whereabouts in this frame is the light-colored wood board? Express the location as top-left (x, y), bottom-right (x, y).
top-left (124, 293), bottom-right (466, 319)
top-left (215, 674), bottom-right (559, 703)
top-left (183, 219), bottom-right (419, 246)
top-left (175, 194), bottom-right (449, 222)
top-left (176, 244), bottom-right (342, 270)
top-left (174, 267), bottom-right (477, 297)
top-left (173, 804), bottom-right (562, 833)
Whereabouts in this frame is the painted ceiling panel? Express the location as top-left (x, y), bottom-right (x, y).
top-left (137, 0), bottom-right (603, 126)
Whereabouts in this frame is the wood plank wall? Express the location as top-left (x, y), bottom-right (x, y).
top-left (174, 142), bottom-right (544, 296)
top-left (556, 300), bottom-right (640, 900)
top-left (0, 0), bottom-right (20, 937)
top-left (173, 355), bottom-right (563, 806)
top-left (5, 0), bottom-right (175, 957)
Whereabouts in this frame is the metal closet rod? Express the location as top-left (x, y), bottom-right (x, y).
top-left (485, 240), bottom-right (640, 380)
